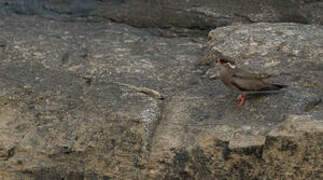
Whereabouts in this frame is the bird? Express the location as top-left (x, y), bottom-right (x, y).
top-left (217, 58), bottom-right (287, 107)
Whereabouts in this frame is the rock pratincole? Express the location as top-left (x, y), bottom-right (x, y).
top-left (217, 58), bottom-right (287, 107)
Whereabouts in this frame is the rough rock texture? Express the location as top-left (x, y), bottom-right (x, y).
top-left (0, 12), bottom-right (206, 179)
top-left (1, 0), bottom-right (323, 32)
top-left (96, 0), bottom-right (323, 28)
top-left (0, 11), bottom-right (323, 180)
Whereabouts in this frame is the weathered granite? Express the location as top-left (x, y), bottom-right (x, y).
top-left (0, 0), bottom-right (323, 32)
top-left (0, 12), bottom-right (322, 179)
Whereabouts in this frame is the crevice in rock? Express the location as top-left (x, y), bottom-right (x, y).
top-left (230, 145), bottom-right (264, 160)
top-left (233, 13), bottom-right (255, 23)
top-left (146, 100), bottom-right (167, 152)
top-left (4, 147), bottom-right (15, 161)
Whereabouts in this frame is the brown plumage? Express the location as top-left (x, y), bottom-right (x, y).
top-left (217, 58), bottom-right (286, 107)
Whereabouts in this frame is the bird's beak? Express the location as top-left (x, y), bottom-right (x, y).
top-left (216, 59), bottom-right (221, 64)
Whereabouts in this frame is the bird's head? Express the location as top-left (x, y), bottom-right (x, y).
top-left (216, 58), bottom-right (236, 69)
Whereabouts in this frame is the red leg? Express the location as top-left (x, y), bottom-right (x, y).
top-left (236, 94), bottom-right (245, 108)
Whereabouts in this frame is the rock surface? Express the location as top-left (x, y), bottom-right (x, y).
top-left (1, 0), bottom-right (323, 32)
top-left (96, 0), bottom-right (323, 28)
top-left (0, 10), bottom-right (323, 180)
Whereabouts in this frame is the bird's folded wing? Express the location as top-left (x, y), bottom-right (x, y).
top-left (233, 68), bottom-right (272, 80)
top-left (230, 77), bottom-right (270, 91)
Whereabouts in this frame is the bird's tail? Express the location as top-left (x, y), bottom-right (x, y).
top-left (246, 83), bottom-right (288, 95)
top-left (269, 83), bottom-right (288, 90)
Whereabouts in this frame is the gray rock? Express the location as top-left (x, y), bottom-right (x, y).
top-left (0, 12), bottom-right (322, 179)
top-left (0, 12), bottom-right (205, 179)
top-left (0, 0), bottom-right (96, 17)
top-left (1, 0), bottom-right (323, 31)
top-left (96, 0), bottom-right (323, 28)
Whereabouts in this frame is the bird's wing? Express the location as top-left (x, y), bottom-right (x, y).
top-left (230, 76), bottom-right (272, 92)
top-left (232, 68), bottom-right (272, 80)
